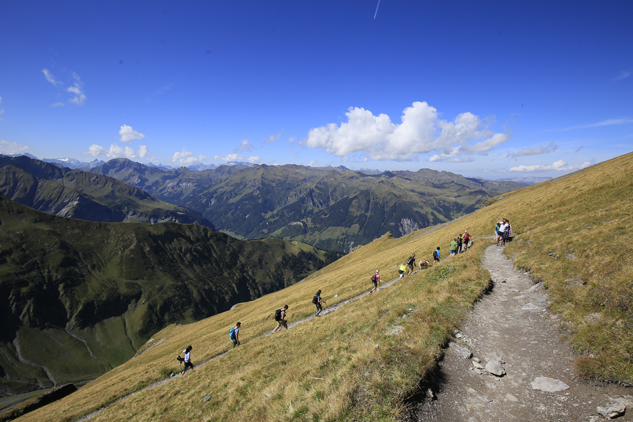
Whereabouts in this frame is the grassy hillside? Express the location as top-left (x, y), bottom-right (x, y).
top-left (90, 159), bottom-right (525, 251)
top-left (0, 195), bottom-right (340, 396)
top-left (16, 151), bottom-right (633, 421)
top-left (0, 155), bottom-right (213, 228)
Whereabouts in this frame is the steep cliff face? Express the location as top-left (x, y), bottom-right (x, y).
top-left (0, 194), bottom-right (340, 396)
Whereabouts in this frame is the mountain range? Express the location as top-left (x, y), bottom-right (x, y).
top-left (0, 155), bottom-right (213, 228)
top-left (89, 159), bottom-right (526, 252)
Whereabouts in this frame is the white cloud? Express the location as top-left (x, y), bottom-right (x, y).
top-left (87, 144), bottom-right (108, 156)
top-left (247, 156), bottom-right (260, 163)
top-left (50, 102), bottom-right (64, 107)
top-left (288, 136), bottom-right (296, 143)
top-left (67, 73), bottom-right (86, 105)
top-left (86, 144), bottom-right (136, 159)
top-left (213, 153), bottom-right (242, 162)
top-left (562, 118), bottom-right (633, 131)
top-left (42, 69), bottom-right (62, 86)
top-left (0, 109), bottom-right (4, 120)
top-left (234, 139), bottom-right (255, 152)
top-left (303, 102), bottom-right (510, 162)
top-left (615, 71), bottom-right (631, 81)
top-left (119, 125), bottom-right (146, 144)
top-left (508, 140), bottom-right (557, 158)
top-left (264, 131), bottom-right (282, 144)
top-left (173, 148), bottom-right (206, 164)
top-left (0, 140), bottom-right (30, 154)
top-left (138, 145), bottom-right (149, 158)
top-left (509, 160), bottom-right (592, 172)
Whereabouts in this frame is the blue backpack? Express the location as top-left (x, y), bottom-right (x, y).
top-left (229, 327), bottom-right (237, 340)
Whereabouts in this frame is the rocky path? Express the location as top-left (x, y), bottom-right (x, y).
top-left (408, 245), bottom-right (632, 421)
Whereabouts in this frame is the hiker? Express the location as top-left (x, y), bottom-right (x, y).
top-left (179, 345), bottom-right (193, 375)
top-left (398, 263), bottom-right (407, 279)
top-left (498, 219), bottom-right (509, 246)
top-left (313, 290), bottom-right (324, 316)
top-left (370, 270), bottom-right (380, 293)
top-left (433, 247), bottom-right (440, 264)
top-left (450, 238), bottom-right (458, 257)
top-left (494, 222), bottom-right (500, 243)
top-left (407, 253), bottom-right (416, 276)
top-left (229, 322), bottom-right (241, 347)
top-left (456, 234), bottom-right (463, 254)
top-left (463, 230), bottom-right (470, 251)
top-left (273, 305), bottom-right (289, 332)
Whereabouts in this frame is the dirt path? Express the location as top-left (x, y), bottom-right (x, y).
top-left (408, 245), bottom-right (632, 421)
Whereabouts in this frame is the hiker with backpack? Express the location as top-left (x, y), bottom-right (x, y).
top-left (456, 234), bottom-right (463, 254)
top-left (229, 322), bottom-right (241, 347)
top-left (407, 253), bottom-right (416, 276)
top-left (273, 305), bottom-right (289, 332)
top-left (370, 270), bottom-right (380, 293)
top-left (313, 290), bottom-right (325, 316)
top-left (433, 247), bottom-right (440, 264)
top-left (463, 230), bottom-right (470, 251)
top-left (498, 219), bottom-right (509, 246)
top-left (178, 345), bottom-right (193, 375)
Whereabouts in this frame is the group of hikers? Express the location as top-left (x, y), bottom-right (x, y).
top-left (177, 226), bottom-right (486, 374)
top-left (495, 218), bottom-right (512, 246)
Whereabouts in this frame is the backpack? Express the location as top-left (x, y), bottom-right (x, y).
top-left (464, 233), bottom-right (470, 241)
top-left (312, 295), bottom-right (318, 304)
top-left (433, 250), bottom-right (439, 259)
top-left (371, 274), bottom-right (377, 282)
top-left (229, 327), bottom-right (236, 340)
top-left (274, 309), bottom-right (282, 322)
top-left (407, 256), bottom-right (414, 265)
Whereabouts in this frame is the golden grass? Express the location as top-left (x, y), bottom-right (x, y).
top-left (17, 151), bottom-right (633, 421)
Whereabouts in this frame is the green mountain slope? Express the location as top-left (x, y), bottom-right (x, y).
top-left (0, 155), bottom-right (213, 228)
top-left (0, 194), bottom-right (340, 396)
top-left (90, 160), bottom-right (525, 251)
top-left (17, 151), bottom-right (632, 422)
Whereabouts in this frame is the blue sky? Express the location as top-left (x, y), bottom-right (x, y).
top-left (0, 1), bottom-right (631, 178)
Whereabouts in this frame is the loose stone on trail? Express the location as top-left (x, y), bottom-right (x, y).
top-left (449, 342), bottom-right (472, 359)
top-left (596, 398), bottom-right (627, 419)
top-left (531, 377), bottom-right (570, 392)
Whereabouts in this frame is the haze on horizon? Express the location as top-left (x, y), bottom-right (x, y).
top-left (0, 1), bottom-right (631, 178)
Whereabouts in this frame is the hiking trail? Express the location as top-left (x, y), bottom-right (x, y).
top-left (405, 245), bottom-right (632, 421)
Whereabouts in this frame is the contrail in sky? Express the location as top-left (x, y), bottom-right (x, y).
top-left (374, 0), bottom-right (381, 19)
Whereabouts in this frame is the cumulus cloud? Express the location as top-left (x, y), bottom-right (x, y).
top-left (234, 139), bottom-right (255, 152)
top-left (213, 153), bottom-right (242, 162)
top-left (138, 145), bottom-right (149, 158)
top-left (0, 140), bottom-right (30, 154)
top-left (509, 160), bottom-right (592, 172)
top-left (50, 102), bottom-right (64, 107)
top-left (303, 102), bottom-right (510, 162)
top-left (264, 131), bottom-right (282, 144)
top-left (42, 69), bottom-right (62, 86)
top-left (173, 148), bottom-right (206, 164)
top-left (247, 156), bottom-right (260, 163)
top-left (119, 125), bottom-right (146, 144)
top-left (508, 140), bottom-right (557, 158)
top-left (86, 144), bottom-right (139, 159)
top-left (67, 73), bottom-right (86, 105)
